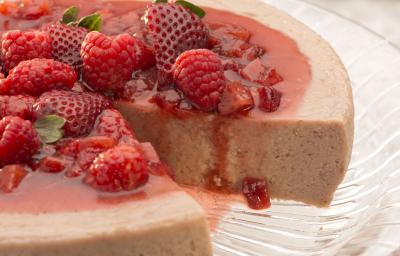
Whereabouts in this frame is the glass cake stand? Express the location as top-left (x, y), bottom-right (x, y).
top-left (211, 0), bottom-right (400, 255)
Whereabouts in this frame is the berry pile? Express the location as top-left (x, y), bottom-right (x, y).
top-left (0, 0), bottom-right (282, 202)
top-left (0, 5), bottom-right (168, 194)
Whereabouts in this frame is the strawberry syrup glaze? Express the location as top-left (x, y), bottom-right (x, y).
top-left (0, 0), bottom-right (310, 216)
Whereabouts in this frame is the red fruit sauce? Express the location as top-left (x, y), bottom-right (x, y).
top-left (0, 0), bottom-right (310, 218)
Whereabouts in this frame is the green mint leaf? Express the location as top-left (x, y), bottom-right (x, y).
top-left (34, 115), bottom-right (66, 144)
top-left (62, 6), bottom-right (79, 24)
top-left (78, 13), bottom-right (102, 31)
top-left (175, 0), bottom-right (206, 18)
top-left (153, 0), bottom-right (168, 3)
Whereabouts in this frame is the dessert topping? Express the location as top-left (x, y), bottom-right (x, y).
top-left (173, 49), bottom-right (225, 111)
top-left (33, 90), bottom-right (111, 137)
top-left (0, 116), bottom-right (40, 166)
top-left (0, 95), bottom-right (36, 120)
top-left (41, 6), bottom-right (103, 69)
top-left (0, 164), bottom-right (28, 193)
top-left (3, 58), bottom-right (77, 96)
top-left (81, 31), bottom-right (137, 92)
top-left (218, 81), bottom-right (254, 115)
top-left (1, 30), bottom-right (52, 71)
top-left (240, 58), bottom-right (283, 87)
top-left (85, 144), bottom-right (149, 192)
top-left (242, 177), bottom-right (271, 210)
top-left (144, 1), bottom-right (209, 86)
top-left (258, 87), bottom-right (282, 113)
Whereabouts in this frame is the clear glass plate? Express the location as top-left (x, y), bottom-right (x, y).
top-left (211, 1), bottom-right (400, 255)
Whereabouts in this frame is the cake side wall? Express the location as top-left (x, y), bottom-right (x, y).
top-left (0, 192), bottom-right (212, 256)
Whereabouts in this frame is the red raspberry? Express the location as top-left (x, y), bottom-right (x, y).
top-left (33, 90), bottom-right (112, 137)
top-left (132, 37), bottom-right (156, 70)
top-left (173, 49), bottom-right (225, 111)
top-left (3, 58), bottom-right (77, 96)
top-left (85, 144), bottom-right (149, 192)
top-left (1, 30), bottom-right (52, 71)
top-left (242, 177), bottom-right (271, 210)
top-left (0, 116), bottom-right (40, 166)
top-left (258, 87), bottom-right (282, 113)
top-left (92, 109), bottom-right (137, 145)
top-left (0, 164), bottom-right (28, 193)
top-left (81, 31), bottom-right (137, 92)
top-left (144, 3), bottom-right (209, 86)
top-left (0, 95), bottom-right (36, 119)
top-left (41, 23), bottom-right (88, 69)
top-left (218, 82), bottom-right (254, 115)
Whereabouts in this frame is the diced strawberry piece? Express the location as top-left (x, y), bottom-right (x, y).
top-left (0, 164), bottom-right (28, 193)
top-left (39, 156), bottom-right (72, 173)
top-left (209, 23), bottom-right (252, 58)
top-left (218, 82), bottom-right (254, 115)
top-left (242, 177), bottom-right (271, 210)
top-left (242, 46), bottom-right (265, 62)
top-left (240, 59), bottom-right (283, 86)
top-left (258, 87), bottom-right (282, 113)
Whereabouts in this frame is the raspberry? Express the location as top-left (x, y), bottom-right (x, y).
top-left (218, 82), bottom-right (254, 115)
top-left (173, 49), bottom-right (225, 111)
top-left (92, 109), bottom-right (137, 145)
top-left (85, 144), bottom-right (149, 192)
top-left (41, 23), bottom-right (88, 69)
top-left (0, 164), bottom-right (28, 193)
top-left (144, 3), bottom-right (209, 86)
top-left (0, 95), bottom-right (36, 119)
top-left (242, 177), bottom-right (271, 210)
top-left (0, 116), bottom-right (40, 166)
top-left (132, 37), bottom-right (156, 70)
top-left (81, 31), bottom-right (137, 92)
top-left (33, 90), bottom-right (112, 137)
top-left (1, 30), bottom-right (52, 71)
top-left (3, 58), bottom-right (77, 96)
top-left (258, 87), bottom-right (282, 113)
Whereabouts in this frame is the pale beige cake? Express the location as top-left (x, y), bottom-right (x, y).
top-left (116, 0), bottom-right (354, 207)
top-left (0, 192), bottom-right (212, 256)
top-left (0, 0), bottom-right (353, 256)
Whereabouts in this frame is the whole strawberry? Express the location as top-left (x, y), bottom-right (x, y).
top-left (92, 109), bottom-right (137, 145)
top-left (3, 58), bottom-right (77, 96)
top-left (144, 1), bottom-right (209, 86)
top-left (33, 90), bottom-right (112, 137)
top-left (0, 95), bottom-right (36, 119)
top-left (0, 116), bottom-right (40, 166)
top-left (1, 30), bottom-right (52, 71)
top-left (85, 144), bottom-right (149, 192)
top-left (173, 49), bottom-right (226, 111)
top-left (41, 23), bottom-right (88, 69)
top-left (81, 31), bottom-right (137, 92)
